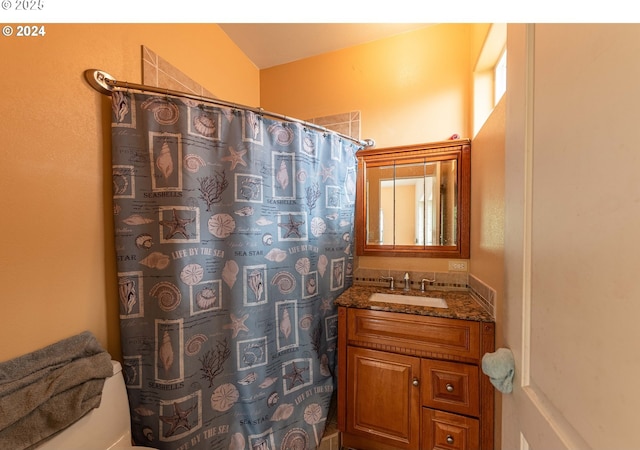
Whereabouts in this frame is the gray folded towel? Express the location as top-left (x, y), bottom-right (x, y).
top-left (481, 347), bottom-right (515, 394)
top-left (0, 331), bottom-right (114, 450)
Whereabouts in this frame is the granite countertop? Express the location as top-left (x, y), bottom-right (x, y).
top-left (335, 285), bottom-right (494, 322)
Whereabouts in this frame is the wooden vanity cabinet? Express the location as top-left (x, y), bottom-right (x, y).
top-left (337, 306), bottom-right (495, 450)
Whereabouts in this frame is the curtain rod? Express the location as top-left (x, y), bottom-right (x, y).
top-left (84, 69), bottom-right (375, 149)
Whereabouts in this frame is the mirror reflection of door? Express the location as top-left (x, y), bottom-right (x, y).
top-left (392, 162), bottom-right (423, 245)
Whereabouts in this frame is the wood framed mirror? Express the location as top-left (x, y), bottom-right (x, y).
top-left (355, 139), bottom-right (470, 258)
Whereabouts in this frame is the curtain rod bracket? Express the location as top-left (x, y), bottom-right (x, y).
top-left (84, 69), bottom-right (116, 95)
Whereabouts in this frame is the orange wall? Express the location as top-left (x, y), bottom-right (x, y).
top-left (471, 97), bottom-right (505, 324)
top-left (0, 24), bottom-right (258, 362)
top-left (471, 95), bottom-right (505, 449)
top-left (261, 24), bottom-right (473, 148)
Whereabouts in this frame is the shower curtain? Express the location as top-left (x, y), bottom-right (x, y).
top-left (110, 91), bottom-right (359, 450)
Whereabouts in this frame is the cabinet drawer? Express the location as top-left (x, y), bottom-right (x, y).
top-left (421, 359), bottom-right (479, 417)
top-left (422, 408), bottom-right (479, 450)
top-left (347, 308), bottom-right (481, 361)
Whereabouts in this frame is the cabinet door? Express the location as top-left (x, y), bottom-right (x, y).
top-left (346, 347), bottom-right (421, 450)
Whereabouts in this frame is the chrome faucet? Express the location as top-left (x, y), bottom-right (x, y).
top-left (403, 272), bottom-right (411, 291)
top-left (420, 275), bottom-right (436, 291)
top-left (380, 276), bottom-right (395, 290)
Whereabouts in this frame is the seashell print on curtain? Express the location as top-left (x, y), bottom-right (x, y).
top-left (110, 91), bottom-right (360, 450)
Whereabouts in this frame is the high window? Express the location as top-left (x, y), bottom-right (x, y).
top-left (494, 49), bottom-right (507, 105)
top-left (473, 24), bottom-right (507, 136)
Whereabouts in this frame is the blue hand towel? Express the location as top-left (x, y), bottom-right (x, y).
top-left (481, 348), bottom-right (515, 394)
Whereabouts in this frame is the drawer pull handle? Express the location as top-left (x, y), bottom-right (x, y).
top-left (446, 383), bottom-right (454, 392)
top-left (412, 378), bottom-right (419, 387)
top-left (446, 435), bottom-right (454, 444)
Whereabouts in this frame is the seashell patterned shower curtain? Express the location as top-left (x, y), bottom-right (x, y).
top-left (110, 91), bottom-right (359, 450)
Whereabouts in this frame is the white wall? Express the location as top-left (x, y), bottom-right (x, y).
top-left (503, 23), bottom-right (640, 449)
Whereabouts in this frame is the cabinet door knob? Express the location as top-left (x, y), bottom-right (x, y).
top-left (446, 383), bottom-right (454, 392)
top-left (446, 435), bottom-right (454, 444)
top-left (412, 378), bottom-right (419, 386)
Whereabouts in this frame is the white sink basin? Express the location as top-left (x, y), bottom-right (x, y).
top-left (369, 292), bottom-right (448, 308)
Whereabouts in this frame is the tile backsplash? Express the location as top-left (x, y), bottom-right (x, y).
top-left (353, 267), bottom-right (468, 290)
top-left (353, 267), bottom-right (496, 319)
top-left (468, 273), bottom-right (496, 318)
